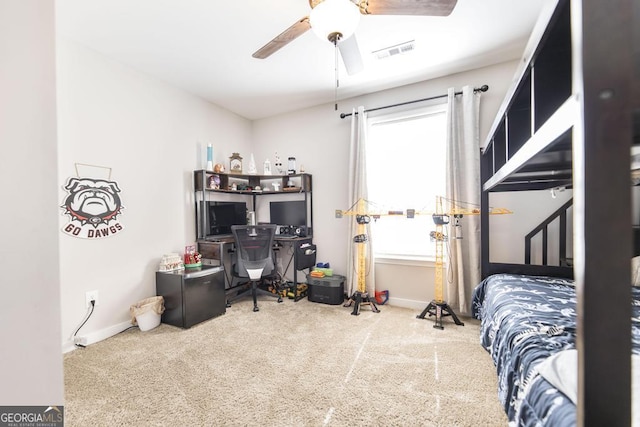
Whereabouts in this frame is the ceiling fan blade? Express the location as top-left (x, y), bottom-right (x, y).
top-left (361, 0), bottom-right (458, 16)
top-left (338, 34), bottom-right (364, 75)
top-left (252, 17), bottom-right (311, 59)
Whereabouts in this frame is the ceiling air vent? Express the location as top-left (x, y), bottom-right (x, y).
top-left (372, 40), bottom-right (415, 60)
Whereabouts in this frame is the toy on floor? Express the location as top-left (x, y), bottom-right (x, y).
top-left (374, 290), bottom-right (389, 305)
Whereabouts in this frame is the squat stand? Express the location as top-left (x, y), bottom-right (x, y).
top-left (416, 300), bottom-right (464, 330)
top-left (344, 290), bottom-right (380, 316)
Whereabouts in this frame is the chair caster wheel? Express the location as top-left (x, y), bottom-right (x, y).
top-left (253, 306), bottom-right (259, 312)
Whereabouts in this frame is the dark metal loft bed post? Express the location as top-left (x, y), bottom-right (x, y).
top-left (480, 148), bottom-right (491, 279)
top-left (572, 0), bottom-right (634, 424)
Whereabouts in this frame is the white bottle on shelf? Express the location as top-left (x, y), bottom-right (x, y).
top-left (206, 144), bottom-right (214, 171)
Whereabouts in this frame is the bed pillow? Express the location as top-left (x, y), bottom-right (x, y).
top-left (536, 349), bottom-right (578, 404)
top-left (537, 349), bottom-right (639, 426)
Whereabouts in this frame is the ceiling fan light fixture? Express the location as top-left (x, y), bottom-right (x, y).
top-left (310, 0), bottom-right (361, 43)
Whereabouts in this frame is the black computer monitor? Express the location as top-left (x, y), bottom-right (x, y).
top-left (269, 200), bottom-right (306, 226)
top-left (204, 201), bottom-right (247, 237)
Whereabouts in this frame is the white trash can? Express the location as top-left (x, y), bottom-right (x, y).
top-left (130, 296), bottom-right (165, 331)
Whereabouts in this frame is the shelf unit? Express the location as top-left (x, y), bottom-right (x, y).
top-left (482, 0), bottom-right (573, 193)
top-left (193, 170), bottom-right (313, 240)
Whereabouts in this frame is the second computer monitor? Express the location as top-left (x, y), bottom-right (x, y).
top-left (269, 200), bottom-right (306, 227)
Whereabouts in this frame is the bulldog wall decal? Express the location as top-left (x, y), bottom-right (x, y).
top-left (61, 177), bottom-right (125, 239)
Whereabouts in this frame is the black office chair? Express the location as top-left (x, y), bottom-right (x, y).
top-left (228, 224), bottom-right (282, 312)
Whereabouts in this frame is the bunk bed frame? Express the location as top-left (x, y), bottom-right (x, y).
top-left (479, 0), bottom-right (637, 424)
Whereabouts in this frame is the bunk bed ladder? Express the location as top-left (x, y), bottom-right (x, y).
top-left (524, 198), bottom-right (573, 266)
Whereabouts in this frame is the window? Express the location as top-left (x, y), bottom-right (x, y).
top-left (366, 104), bottom-right (447, 260)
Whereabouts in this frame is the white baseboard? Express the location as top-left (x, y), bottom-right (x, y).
top-left (386, 297), bottom-right (430, 311)
top-left (61, 298), bottom-right (467, 353)
top-left (63, 320), bottom-right (134, 354)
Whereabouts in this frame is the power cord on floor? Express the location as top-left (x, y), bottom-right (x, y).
top-left (72, 300), bottom-right (95, 348)
top-left (117, 325), bottom-right (138, 335)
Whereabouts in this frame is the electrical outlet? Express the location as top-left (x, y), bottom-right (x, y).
top-left (85, 290), bottom-right (99, 308)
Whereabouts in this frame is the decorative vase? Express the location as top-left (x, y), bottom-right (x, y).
top-left (248, 153), bottom-right (257, 174)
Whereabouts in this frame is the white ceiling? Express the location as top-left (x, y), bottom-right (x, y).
top-left (55, 0), bottom-right (550, 120)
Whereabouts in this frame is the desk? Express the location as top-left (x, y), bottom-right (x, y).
top-left (197, 236), bottom-right (316, 294)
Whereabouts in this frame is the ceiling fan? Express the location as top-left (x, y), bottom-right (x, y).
top-left (252, 0), bottom-right (458, 75)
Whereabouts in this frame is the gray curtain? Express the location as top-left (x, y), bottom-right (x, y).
top-left (346, 106), bottom-right (375, 297)
top-left (445, 86), bottom-right (481, 314)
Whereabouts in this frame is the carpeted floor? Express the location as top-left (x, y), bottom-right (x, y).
top-left (64, 297), bottom-right (507, 426)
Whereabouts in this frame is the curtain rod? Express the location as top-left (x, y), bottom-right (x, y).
top-left (339, 84), bottom-right (489, 119)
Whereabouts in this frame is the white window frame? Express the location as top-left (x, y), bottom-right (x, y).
top-left (366, 103), bottom-right (447, 264)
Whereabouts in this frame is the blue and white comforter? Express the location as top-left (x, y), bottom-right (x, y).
top-left (472, 273), bottom-right (640, 426)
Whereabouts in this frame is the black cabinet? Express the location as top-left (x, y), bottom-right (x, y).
top-left (156, 265), bottom-right (225, 328)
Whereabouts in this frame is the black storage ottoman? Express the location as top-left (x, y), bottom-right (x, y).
top-left (307, 274), bottom-right (345, 305)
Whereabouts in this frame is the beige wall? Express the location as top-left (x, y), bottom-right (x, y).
top-left (56, 39), bottom-right (253, 350)
top-left (0, 0), bottom-right (64, 405)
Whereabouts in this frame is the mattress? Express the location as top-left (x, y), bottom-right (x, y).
top-left (472, 273), bottom-right (640, 426)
